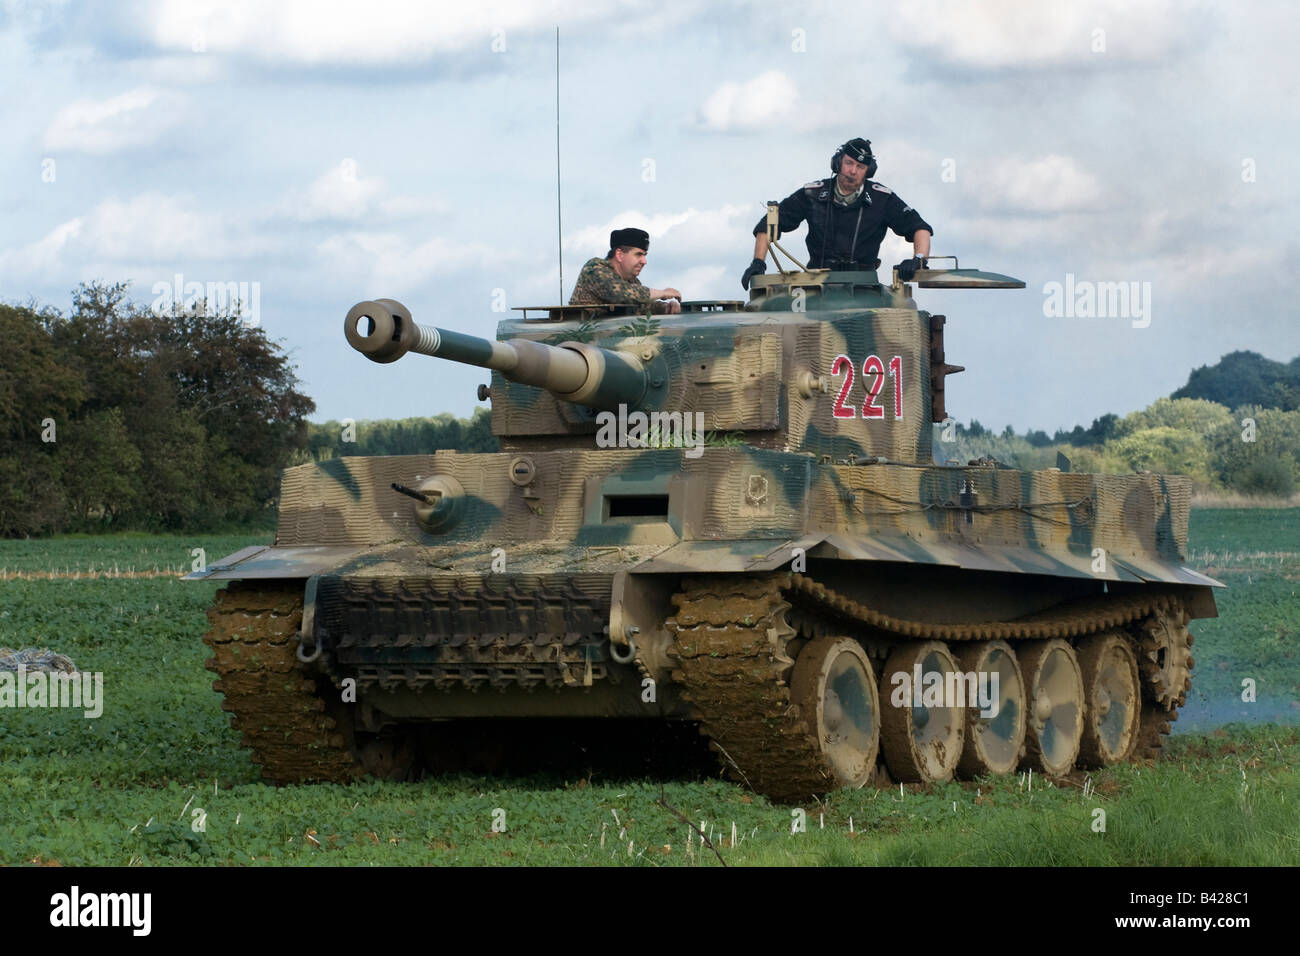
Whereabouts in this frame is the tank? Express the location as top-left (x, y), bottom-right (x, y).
top-left (189, 262), bottom-right (1219, 802)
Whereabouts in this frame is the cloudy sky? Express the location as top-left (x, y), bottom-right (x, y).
top-left (2, 0), bottom-right (1297, 434)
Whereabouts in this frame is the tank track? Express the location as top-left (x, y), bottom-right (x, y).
top-left (203, 577), bottom-right (615, 783)
top-left (667, 571), bottom-right (1188, 802)
top-left (203, 581), bottom-right (361, 784)
top-left (665, 575), bottom-right (825, 800)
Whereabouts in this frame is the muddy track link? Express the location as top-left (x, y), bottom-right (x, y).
top-left (669, 572), bottom-right (1185, 802)
top-left (666, 573), bottom-right (832, 803)
top-left (203, 581), bottom-right (361, 784)
top-left (787, 574), bottom-right (1180, 643)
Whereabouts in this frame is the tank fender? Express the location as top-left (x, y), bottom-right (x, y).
top-left (181, 545), bottom-right (369, 581)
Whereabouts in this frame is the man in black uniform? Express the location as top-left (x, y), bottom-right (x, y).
top-left (740, 137), bottom-right (933, 289)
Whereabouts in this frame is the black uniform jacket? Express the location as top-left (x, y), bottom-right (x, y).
top-left (752, 177), bottom-right (933, 269)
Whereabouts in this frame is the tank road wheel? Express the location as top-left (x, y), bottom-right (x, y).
top-left (1076, 632), bottom-right (1141, 767)
top-left (790, 637), bottom-right (881, 790)
top-left (955, 641), bottom-right (1026, 778)
top-left (880, 641), bottom-right (965, 784)
top-left (1134, 604), bottom-right (1193, 761)
top-left (1018, 639), bottom-right (1085, 776)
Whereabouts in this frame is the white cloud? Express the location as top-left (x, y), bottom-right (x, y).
top-left (316, 232), bottom-right (512, 288)
top-left (890, 0), bottom-right (1187, 70)
top-left (1102, 243), bottom-right (1282, 287)
top-left (0, 218), bottom-right (84, 275)
top-left (671, 263), bottom-right (728, 301)
top-left (565, 204), bottom-right (757, 258)
top-left (0, 193), bottom-right (271, 278)
top-left (286, 161), bottom-right (384, 222)
top-left (977, 155), bottom-right (1103, 213)
top-left (870, 140), bottom-right (942, 182)
top-left (144, 0), bottom-right (622, 65)
top-left (42, 87), bottom-right (184, 154)
top-left (695, 71), bottom-right (834, 133)
top-left (80, 193), bottom-right (261, 260)
top-left (944, 214), bottom-right (1058, 250)
top-left (697, 70), bottom-right (798, 132)
top-left (279, 161), bottom-right (449, 223)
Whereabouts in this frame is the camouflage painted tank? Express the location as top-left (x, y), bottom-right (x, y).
top-left (189, 258), bottom-right (1219, 802)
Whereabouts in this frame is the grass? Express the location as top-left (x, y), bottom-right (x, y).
top-left (1179, 508), bottom-right (1299, 728)
top-left (0, 532), bottom-right (271, 576)
top-left (1191, 492), bottom-right (1300, 509)
top-left (0, 513), bottom-right (1295, 866)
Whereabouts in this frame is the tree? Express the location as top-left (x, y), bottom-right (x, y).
top-left (1210, 405), bottom-right (1300, 497)
top-left (1113, 397), bottom-right (1234, 439)
top-left (1052, 413), bottom-right (1118, 446)
top-left (305, 409), bottom-right (498, 461)
top-left (1104, 426), bottom-right (1215, 479)
top-left (0, 303), bottom-right (86, 535)
top-left (1173, 351), bottom-right (1299, 411)
top-left (4, 282), bottom-right (316, 533)
top-left (60, 408), bottom-right (142, 524)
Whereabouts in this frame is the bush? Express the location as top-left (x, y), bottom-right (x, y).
top-left (1112, 397), bottom-right (1234, 439)
top-left (1230, 458), bottom-right (1297, 497)
top-left (1211, 405), bottom-right (1300, 496)
top-left (1103, 425), bottom-right (1215, 481)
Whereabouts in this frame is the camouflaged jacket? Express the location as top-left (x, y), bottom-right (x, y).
top-left (568, 257), bottom-right (653, 308)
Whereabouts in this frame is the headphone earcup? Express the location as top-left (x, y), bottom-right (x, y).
top-left (830, 150), bottom-right (840, 173)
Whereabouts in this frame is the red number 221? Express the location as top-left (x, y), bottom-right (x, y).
top-left (830, 353), bottom-right (903, 420)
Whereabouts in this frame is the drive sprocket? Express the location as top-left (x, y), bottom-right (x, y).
top-left (203, 580), bottom-right (362, 784)
top-left (666, 573), bottom-right (840, 803)
top-left (1136, 604), bottom-right (1194, 710)
top-left (1132, 603), bottom-right (1192, 760)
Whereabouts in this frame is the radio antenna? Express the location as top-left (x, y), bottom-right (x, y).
top-left (555, 26), bottom-right (564, 302)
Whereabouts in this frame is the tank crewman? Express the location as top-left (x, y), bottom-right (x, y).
top-left (569, 227), bottom-right (683, 314)
top-left (740, 138), bottom-right (933, 289)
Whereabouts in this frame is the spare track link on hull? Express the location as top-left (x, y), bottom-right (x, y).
top-left (203, 581), bottom-right (361, 784)
top-left (668, 572), bottom-right (1184, 802)
top-left (325, 577), bottom-right (610, 693)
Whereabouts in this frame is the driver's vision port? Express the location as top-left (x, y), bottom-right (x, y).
top-left (605, 495), bottom-right (670, 521)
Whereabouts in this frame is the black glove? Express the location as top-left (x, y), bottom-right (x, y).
top-left (895, 256), bottom-right (926, 281)
top-left (741, 257), bottom-right (766, 291)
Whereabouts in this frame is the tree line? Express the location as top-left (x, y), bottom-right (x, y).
top-left (1, 283), bottom-right (316, 536)
top-left (301, 410), bottom-right (496, 463)
top-left (943, 352), bottom-right (1300, 496)
top-left (1, 282), bottom-right (502, 537)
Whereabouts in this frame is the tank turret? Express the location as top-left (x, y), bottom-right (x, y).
top-left (347, 264), bottom-right (1022, 464)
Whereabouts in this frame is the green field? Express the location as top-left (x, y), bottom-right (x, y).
top-left (1179, 508), bottom-right (1300, 728)
top-left (0, 512), bottom-right (1296, 866)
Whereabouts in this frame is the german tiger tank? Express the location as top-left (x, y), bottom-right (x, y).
top-left (189, 256), bottom-right (1219, 802)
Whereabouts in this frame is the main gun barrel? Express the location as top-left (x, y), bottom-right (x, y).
top-left (345, 298), bottom-right (649, 410)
